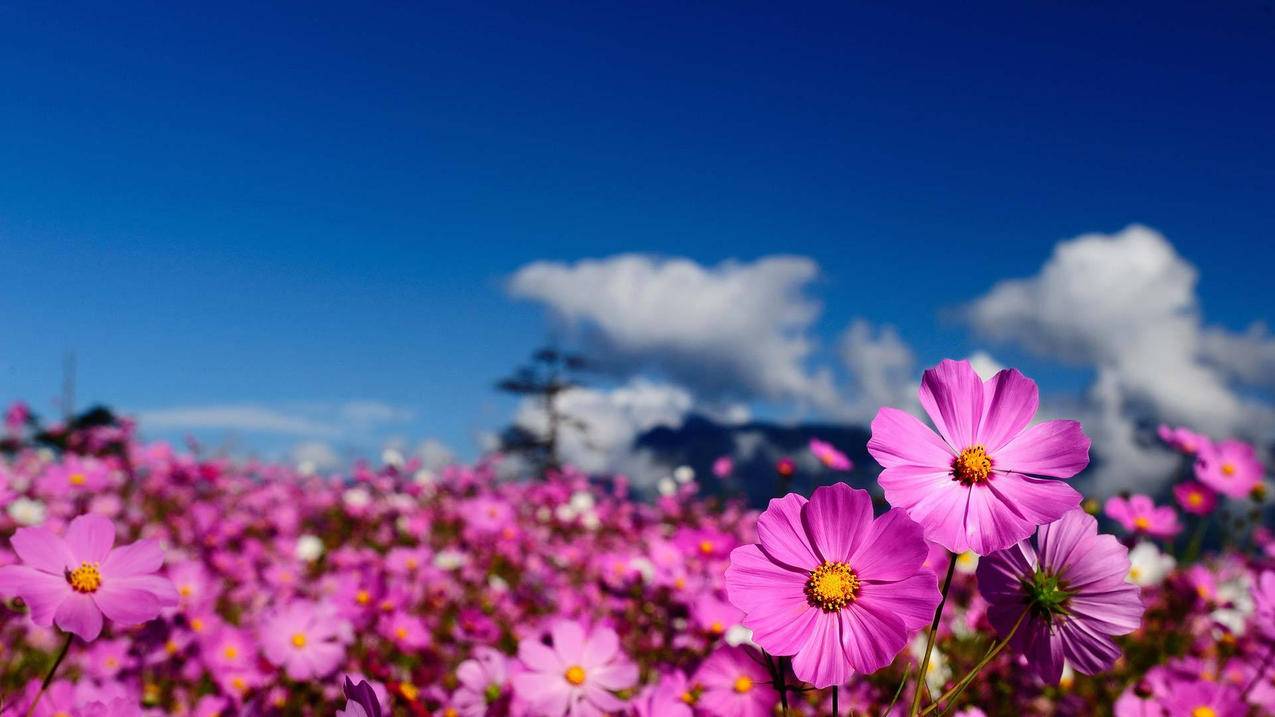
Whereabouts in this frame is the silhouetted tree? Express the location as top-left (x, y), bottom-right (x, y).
top-left (494, 347), bottom-right (591, 475)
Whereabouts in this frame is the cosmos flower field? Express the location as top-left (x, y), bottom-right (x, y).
top-left (0, 360), bottom-right (1272, 717)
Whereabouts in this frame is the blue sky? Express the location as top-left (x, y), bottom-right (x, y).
top-left (1, 2), bottom-right (1272, 470)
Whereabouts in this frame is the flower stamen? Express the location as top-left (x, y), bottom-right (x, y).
top-left (952, 445), bottom-right (993, 485)
top-left (564, 665), bottom-right (586, 686)
top-left (66, 562), bottom-right (102, 593)
top-left (805, 561), bottom-right (860, 612)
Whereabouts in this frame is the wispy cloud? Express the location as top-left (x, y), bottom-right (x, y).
top-left (133, 400), bottom-right (414, 438)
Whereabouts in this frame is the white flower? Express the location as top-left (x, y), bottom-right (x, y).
top-left (673, 465), bottom-right (695, 484)
top-left (434, 549), bottom-right (468, 571)
top-left (954, 551), bottom-right (979, 575)
top-left (657, 478), bottom-right (677, 496)
top-left (1212, 573), bottom-right (1255, 635)
top-left (628, 557), bottom-right (656, 583)
top-left (1127, 542), bottom-right (1175, 587)
top-left (909, 634), bottom-right (951, 695)
top-left (725, 625), bottom-right (755, 647)
top-left (7, 497), bottom-right (46, 526)
top-left (296, 460), bottom-right (317, 477)
top-left (295, 534), bottom-right (324, 562)
top-left (554, 504), bottom-right (577, 522)
top-left (381, 448), bottom-right (405, 468)
top-left (535, 506), bottom-right (552, 523)
top-left (580, 513), bottom-right (600, 531)
top-left (413, 469), bottom-right (436, 486)
top-left (488, 575), bottom-right (510, 592)
top-left (342, 487), bottom-right (371, 509)
top-left (568, 491), bottom-right (595, 513)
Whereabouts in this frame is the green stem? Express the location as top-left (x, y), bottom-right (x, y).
top-left (923, 607), bottom-right (1029, 716)
top-left (881, 666), bottom-right (911, 717)
top-left (909, 552), bottom-right (957, 716)
top-left (23, 632), bottom-right (73, 717)
top-left (1183, 514), bottom-right (1209, 563)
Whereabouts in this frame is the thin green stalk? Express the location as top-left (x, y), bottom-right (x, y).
top-left (923, 607), bottom-right (1030, 716)
top-left (909, 552), bottom-right (957, 716)
top-left (23, 632), bottom-right (73, 717)
top-left (881, 666), bottom-right (911, 717)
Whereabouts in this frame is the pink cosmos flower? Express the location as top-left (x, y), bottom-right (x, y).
top-left (1158, 425), bottom-right (1206, 454)
top-left (712, 455), bottom-right (734, 479)
top-left (977, 509), bottom-right (1144, 684)
top-left (1105, 494), bottom-right (1182, 538)
top-left (0, 513), bottom-right (178, 641)
top-left (1194, 439), bottom-right (1264, 498)
top-left (1159, 677), bottom-right (1246, 717)
top-left (1173, 481), bottom-right (1218, 516)
top-left (632, 670), bottom-right (694, 717)
top-left (724, 483), bottom-right (941, 687)
top-left (452, 647), bottom-right (510, 717)
top-left (511, 620), bottom-right (638, 717)
top-left (694, 646), bottom-right (778, 717)
top-left (260, 601), bottom-right (351, 680)
top-left (809, 438), bottom-right (852, 471)
top-left (867, 359), bottom-right (1090, 554)
top-left (1253, 570), bottom-right (1275, 640)
top-left (337, 677), bottom-right (383, 717)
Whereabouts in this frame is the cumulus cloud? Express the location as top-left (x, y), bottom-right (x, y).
top-left (838, 320), bottom-right (918, 419)
top-left (964, 224), bottom-right (1273, 493)
top-left (514, 379), bottom-right (693, 483)
top-left (509, 255), bottom-right (840, 410)
top-left (137, 405), bottom-right (341, 437)
top-left (290, 440), bottom-right (342, 473)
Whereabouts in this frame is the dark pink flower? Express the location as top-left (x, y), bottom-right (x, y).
top-left (0, 514), bottom-right (178, 641)
top-left (868, 359), bottom-right (1089, 554)
top-left (1194, 439), bottom-right (1264, 498)
top-left (1173, 481), bottom-right (1218, 516)
top-left (694, 646), bottom-right (778, 717)
top-left (809, 438), bottom-right (852, 471)
top-left (1105, 494), bottom-right (1182, 538)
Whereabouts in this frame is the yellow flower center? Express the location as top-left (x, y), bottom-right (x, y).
top-left (395, 626), bottom-right (409, 640)
top-left (680, 691), bottom-right (697, 705)
top-left (564, 665), bottom-right (587, 686)
top-left (223, 646), bottom-right (239, 661)
top-left (1220, 462), bottom-right (1236, 477)
top-left (805, 561), bottom-right (860, 612)
top-left (952, 445), bottom-right (992, 485)
top-left (67, 562), bottom-right (102, 593)
top-left (1133, 516), bottom-right (1150, 530)
top-left (709, 621), bottom-right (724, 634)
top-left (355, 589), bottom-right (371, 605)
top-left (698, 540), bottom-right (715, 555)
top-left (400, 683), bottom-right (419, 701)
top-left (179, 584), bottom-right (193, 598)
top-left (290, 632), bottom-right (307, 649)
top-left (1129, 567), bottom-right (1142, 581)
top-left (164, 640), bottom-right (180, 655)
top-left (68, 472), bottom-right (86, 486)
top-left (190, 618), bottom-right (206, 632)
top-left (1192, 707), bottom-right (1217, 717)
top-left (1187, 493), bottom-right (1203, 507)
top-left (231, 677), bottom-right (247, 693)
top-left (444, 708), bottom-right (459, 717)
top-left (733, 676), bottom-right (753, 693)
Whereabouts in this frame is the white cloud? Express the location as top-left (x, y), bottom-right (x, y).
top-left (415, 438), bottom-right (456, 471)
top-left (514, 379), bottom-right (692, 482)
top-left (136, 405), bottom-right (340, 437)
top-left (509, 255), bottom-right (840, 410)
top-left (963, 224), bottom-right (1273, 493)
top-left (839, 319), bottom-right (917, 419)
top-left (291, 440), bottom-right (341, 472)
top-left (340, 401), bottom-right (415, 427)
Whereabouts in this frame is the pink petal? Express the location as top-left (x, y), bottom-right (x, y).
top-left (519, 638), bottom-right (564, 673)
top-left (10, 526), bottom-right (75, 574)
top-left (858, 572), bottom-right (940, 632)
top-left (849, 509), bottom-right (929, 582)
top-left (512, 673), bottom-right (570, 715)
top-left (964, 484), bottom-right (1036, 555)
top-left (93, 584), bottom-right (162, 626)
top-left (102, 539), bottom-right (163, 578)
top-left (551, 621), bottom-right (586, 663)
top-left (977, 369), bottom-right (1039, 451)
top-left (986, 473), bottom-right (1081, 526)
top-left (582, 683), bottom-right (627, 712)
top-left (1059, 619), bottom-right (1121, 676)
top-left (725, 546), bottom-right (820, 655)
top-left (867, 408), bottom-right (954, 468)
top-left (0, 565), bottom-right (70, 626)
top-left (754, 494), bottom-right (819, 570)
top-left (840, 599), bottom-right (909, 675)
top-left (54, 592), bottom-right (104, 641)
top-left (590, 661), bottom-right (638, 691)
top-left (1037, 510), bottom-right (1099, 575)
top-left (1023, 627), bottom-right (1065, 684)
top-left (918, 359), bottom-right (984, 450)
top-left (580, 627), bottom-right (618, 668)
top-left (789, 611), bottom-right (850, 688)
top-left (111, 575), bottom-right (180, 607)
top-left (65, 514), bottom-right (115, 564)
top-left (994, 420), bottom-right (1090, 478)
top-left (803, 483), bottom-right (873, 563)
top-left (883, 476), bottom-right (972, 554)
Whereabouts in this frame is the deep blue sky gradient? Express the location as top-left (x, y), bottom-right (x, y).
top-left (1, 1), bottom-right (1272, 457)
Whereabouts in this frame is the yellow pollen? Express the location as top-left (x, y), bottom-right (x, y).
top-left (164, 640), bottom-right (179, 655)
top-left (290, 632), bottom-right (307, 649)
top-left (1133, 516), bottom-right (1150, 530)
top-left (952, 445), bottom-right (993, 485)
top-left (231, 677), bottom-right (247, 692)
top-left (1220, 462), bottom-right (1236, 477)
top-left (405, 558), bottom-right (419, 570)
top-left (709, 621), bottom-right (724, 634)
top-left (69, 472), bottom-right (86, 486)
top-left (680, 691), bottom-right (696, 705)
top-left (1129, 567), bottom-right (1142, 581)
top-left (105, 657), bottom-right (118, 668)
top-left (805, 561), bottom-right (860, 612)
top-left (1188, 493), bottom-right (1203, 507)
top-left (179, 584), bottom-right (193, 598)
top-left (52, 713), bottom-right (70, 717)
top-left (564, 665), bottom-right (587, 686)
top-left (733, 676), bottom-right (753, 693)
top-left (444, 709), bottom-right (459, 717)
top-left (400, 683), bottom-right (419, 701)
top-left (67, 562), bottom-right (102, 593)
top-left (190, 618), bottom-right (206, 632)
top-left (395, 627), bottom-right (409, 640)
top-left (698, 540), bottom-right (715, 555)
top-left (1197, 584), bottom-right (1211, 599)
top-left (355, 590), bottom-right (371, 605)
top-left (223, 646), bottom-right (239, 661)
top-left (1192, 707), bottom-right (1217, 717)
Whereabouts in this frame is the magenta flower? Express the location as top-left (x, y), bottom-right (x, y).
top-left (724, 483), bottom-right (940, 687)
top-left (976, 509), bottom-right (1144, 684)
top-left (694, 646), bottom-right (778, 717)
top-left (1105, 494), bottom-right (1182, 538)
top-left (1159, 677), bottom-right (1245, 717)
top-left (712, 455), bottom-right (734, 479)
top-left (1253, 570), bottom-right (1275, 640)
top-left (1194, 439), bottom-right (1264, 498)
top-left (511, 620), bottom-right (638, 717)
top-left (452, 647), bottom-right (510, 717)
top-left (809, 438), bottom-right (852, 471)
top-left (632, 670), bottom-right (694, 717)
top-left (0, 513), bottom-right (178, 641)
top-left (1173, 481), bottom-right (1218, 516)
top-left (337, 677), bottom-right (383, 717)
top-left (1158, 425), bottom-right (1206, 454)
top-left (867, 359), bottom-right (1090, 554)
top-left (260, 601), bottom-right (350, 680)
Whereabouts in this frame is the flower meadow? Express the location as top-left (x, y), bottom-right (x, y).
top-left (0, 360), bottom-right (1272, 717)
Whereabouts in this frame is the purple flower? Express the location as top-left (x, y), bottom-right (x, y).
top-left (694, 646), bottom-right (778, 717)
top-left (0, 513), bottom-right (178, 641)
top-left (632, 670), bottom-right (694, 717)
top-left (868, 359), bottom-right (1090, 554)
top-left (338, 676), bottom-right (382, 717)
top-left (511, 620), bottom-right (638, 717)
top-left (1158, 677), bottom-right (1246, 717)
top-left (977, 509), bottom-right (1144, 684)
top-left (1105, 494), bottom-right (1182, 538)
top-left (1173, 481), bottom-right (1218, 516)
top-left (260, 601), bottom-right (350, 680)
top-left (1194, 439), bottom-right (1264, 499)
top-left (724, 483), bottom-right (940, 688)
top-left (452, 646), bottom-right (509, 717)
top-left (809, 438), bottom-right (852, 471)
